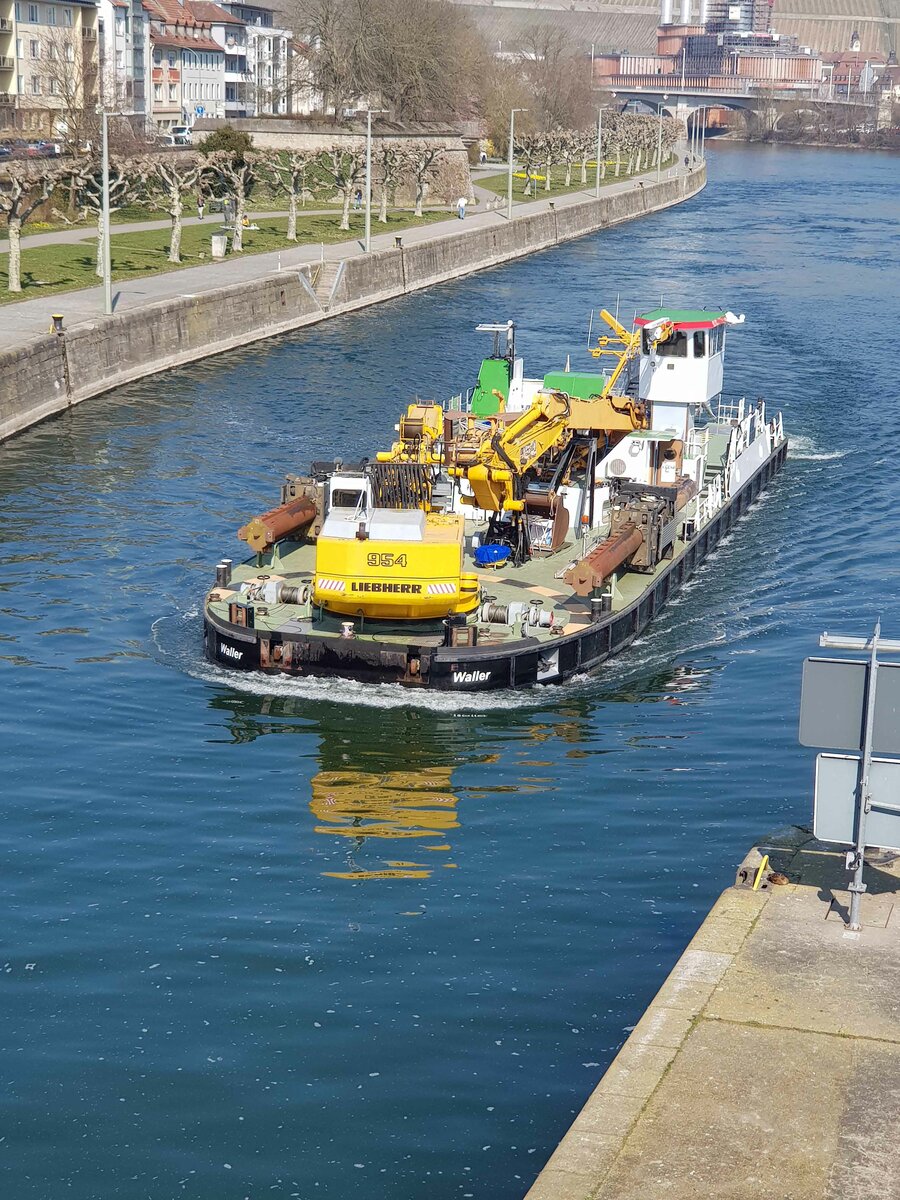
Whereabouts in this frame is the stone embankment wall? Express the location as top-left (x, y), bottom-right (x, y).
top-left (0, 167), bottom-right (705, 445)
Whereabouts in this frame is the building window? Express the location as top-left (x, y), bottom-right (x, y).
top-left (168, 82), bottom-right (176, 100)
top-left (28, 4), bottom-right (38, 23)
top-left (29, 38), bottom-right (39, 58)
top-left (49, 76), bottom-right (58, 94)
top-left (14, 2), bottom-right (21, 21)
top-left (64, 40), bottom-right (72, 61)
top-left (154, 82), bottom-right (161, 100)
top-left (16, 37), bottom-right (23, 57)
top-left (167, 51), bottom-right (175, 66)
top-left (30, 73), bottom-right (40, 93)
top-left (63, 7), bottom-right (72, 25)
top-left (47, 6), bottom-right (56, 25)
top-left (115, 49), bottom-right (123, 69)
top-left (153, 48), bottom-right (161, 65)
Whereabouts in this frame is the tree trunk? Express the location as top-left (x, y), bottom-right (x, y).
top-left (7, 218), bottom-right (22, 292)
top-left (340, 187), bottom-right (351, 231)
top-left (379, 186), bottom-right (388, 223)
top-left (614, 149), bottom-right (621, 177)
top-left (601, 158), bottom-right (607, 180)
top-left (580, 157), bottom-right (588, 184)
top-left (287, 192), bottom-right (297, 241)
top-left (96, 213), bottom-right (104, 278)
top-left (544, 162), bottom-right (551, 191)
top-left (414, 180), bottom-right (424, 218)
top-left (168, 195), bottom-right (182, 264)
top-left (232, 192), bottom-right (245, 251)
top-left (564, 161), bottom-right (572, 187)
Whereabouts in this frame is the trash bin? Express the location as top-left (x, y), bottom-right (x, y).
top-left (211, 233), bottom-right (228, 259)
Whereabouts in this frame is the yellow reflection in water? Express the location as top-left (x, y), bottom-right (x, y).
top-left (310, 766), bottom-right (459, 881)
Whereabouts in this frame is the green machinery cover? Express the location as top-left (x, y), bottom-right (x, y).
top-left (470, 358), bottom-right (512, 416)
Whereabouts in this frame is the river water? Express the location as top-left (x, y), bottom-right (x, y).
top-left (2, 144), bottom-right (898, 1199)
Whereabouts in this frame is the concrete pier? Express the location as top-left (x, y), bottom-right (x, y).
top-left (526, 825), bottom-right (900, 1200)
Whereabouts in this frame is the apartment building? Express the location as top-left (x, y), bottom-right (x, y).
top-left (0, 0), bottom-right (100, 136)
top-left (144, 0), bottom-right (224, 130)
top-left (216, 1), bottom-right (291, 116)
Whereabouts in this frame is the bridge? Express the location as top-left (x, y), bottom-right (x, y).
top-left (607, 76), bottom-right (877, 132)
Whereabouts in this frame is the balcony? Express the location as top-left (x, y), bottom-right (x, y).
top-left (81, 27), bottom-right (97, 41)
top-left (0, 55), bottom-right (13, 70)
top-left (0, 92), bottom-right (13, 104)
top-left (0, 17), bottom-right (13, 32)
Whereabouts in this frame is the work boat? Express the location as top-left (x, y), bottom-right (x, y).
top-left (203, 308), bottom-right (788, 691)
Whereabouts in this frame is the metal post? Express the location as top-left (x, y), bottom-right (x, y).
top-left (506, 108), bottom-right (516, 221)
top-left (701, 110), bottom-right (706, 159)
top-left (848, 620), bottom-right (881, 930)
top-left (102, 109), bottom-right (112, 316)
top-left (364, 108), bottom-right (373, 253)
top-left (594, 107), bottom-right (603, 197)
top-left (656, 104), bottom-right (663, 183)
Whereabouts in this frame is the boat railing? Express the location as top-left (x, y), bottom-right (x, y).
top-left (770, 411), bottom-right (784, 444)
top-left (698, 471), bottom-right (724, 525)
top-left (715, 396), bottom-right (746, 424)
top-left (684, 426), bottom-right (709, 461)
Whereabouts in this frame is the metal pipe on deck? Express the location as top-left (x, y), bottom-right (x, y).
top-left (564, 522), bottom-right (644, 597)
top-left (238, 496), bottom-right (318, 553)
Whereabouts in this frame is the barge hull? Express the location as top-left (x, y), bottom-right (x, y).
top-left (203, 441), bottom-right (788, 692)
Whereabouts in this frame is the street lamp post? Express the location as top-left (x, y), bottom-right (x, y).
top-left (101, 109), bottom-right (112, 315)
top-left (364, 108), bottom-right (388, 254)
top-left (507, 107), bottom-right (526, 221)
top-left (594, 106), bottom-right (604, 197)
top-left (656, 102), bottom-right (664, 183)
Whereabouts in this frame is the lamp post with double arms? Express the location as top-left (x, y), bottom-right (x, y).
top-left (364, 108), bottom-right (388, 253)
top-left (507, 107), bottom-right (527, 221)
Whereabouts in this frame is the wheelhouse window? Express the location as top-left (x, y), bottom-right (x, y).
top-left (655, 331), bottom-right (688, 358)
top-left (693, 330), bottom-right (706, 357)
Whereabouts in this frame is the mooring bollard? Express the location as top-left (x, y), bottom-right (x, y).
top-left (50, 314), bottom-right (64, 335)
top-left (394, 236), bottom-right (403, 249)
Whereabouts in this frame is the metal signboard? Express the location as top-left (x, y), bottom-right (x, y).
top-left (813, 753), bottom-right (900, 853)
top-left (799, 657), bottom-right (900, 755)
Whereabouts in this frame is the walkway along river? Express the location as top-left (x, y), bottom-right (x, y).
top-left (1, 144), bottom-right (897, 1199)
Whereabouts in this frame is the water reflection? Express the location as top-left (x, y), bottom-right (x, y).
top-left (311, 765), bottom-right (459, 880)
top-left (202, 651), bottom-right (718, 881)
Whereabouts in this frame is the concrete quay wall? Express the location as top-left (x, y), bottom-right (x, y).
top-left (0, 166), bottom-right (705, 445)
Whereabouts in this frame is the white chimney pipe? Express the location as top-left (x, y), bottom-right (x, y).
top-left (680, 0), bottom-right (691, 24)
top-left (661, 0), bottom-right (674, 24)
top-left (699, 0), bottom-right (709, 23)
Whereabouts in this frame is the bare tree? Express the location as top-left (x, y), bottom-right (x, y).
top-left (407, 142), bottom-right (442, 217)
top-left (202, 150), bottom-right (258, 251)
top-left (514, 132), bottom-right (541, 196)
top-left (291, 0), bottom-right (366, 119)
top-left (256, 149), bottom-right (318, 241)
top-left (317, 146), bottom-right (366, 230)
top-left (376, 143), bottom-right (413, 223)
top-left (66, 156), bottom-right (140, 277)
top-left (520, 26), bottom-right (592, 134)
top-left (0, 161), bottom-right (66, 292)
top-left (26, 27), bottom-right (100, 154)
top-left (138, 152), bottom-right (203, 264)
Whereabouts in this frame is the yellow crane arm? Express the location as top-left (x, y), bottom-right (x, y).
top-left (376, 403), bottom-right (445, 465)
top-left (450, 390), bottom-right (572, 512)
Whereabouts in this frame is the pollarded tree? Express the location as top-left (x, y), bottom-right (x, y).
top-left (376, 143), bottom-right (414, 223)
top-left (202, 149), bottom-right (258, 251)
top-left (67, 156), bottom-right (141, 278)
top-left (257, 149), bottom-right (319, 241)
top-left (514, 132), bottom-right (542, 196)
top-left (317, 147), bottom-right (366, 231)
top-left (138, 151), bottom-right (203, 264)
top-left (406, 142), bottom-right (443, 218)
top-left (0, 161), bottom-right (66, 293)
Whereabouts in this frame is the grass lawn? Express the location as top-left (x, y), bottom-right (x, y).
top-left (477, 156), bottom-right (677, 201)
top-left (0, 209), bottom-right (448, 304)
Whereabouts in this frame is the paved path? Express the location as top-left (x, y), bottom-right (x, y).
top-left (526, 825), bottom-right (900, 1200)
top-left (0, 159), bottom-right (695, 351)
top-left (0, 205), bottom-right (463, 254)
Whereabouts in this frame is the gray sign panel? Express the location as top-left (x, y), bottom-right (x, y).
top-left (813, 753), bottom-right (900, 853)
top-left (800, 658), bottom-right (900, 755)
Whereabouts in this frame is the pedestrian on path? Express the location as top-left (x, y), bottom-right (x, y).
top-left (456, 196), bottom-right (468, 219)
top-left (197, 195), bottom-right (205, 221)
top-left (354, 188), bottom-right (362, 211)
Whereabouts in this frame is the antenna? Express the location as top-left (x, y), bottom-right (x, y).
top-left (586, 309), bottom-right (594, 348)
top-left (614, 293), bottom-right (620, 324)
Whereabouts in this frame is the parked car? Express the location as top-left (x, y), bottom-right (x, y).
top-left (0, 146), bottom-right (11, 160)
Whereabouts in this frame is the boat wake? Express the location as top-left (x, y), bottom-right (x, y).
top-left (788, 434), bottom-right (846, 462)
top-left (150, 608), bottom-right (544, 713)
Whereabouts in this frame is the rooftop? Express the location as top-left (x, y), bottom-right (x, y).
top-left (636, 308), bottom-right (728, 329)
